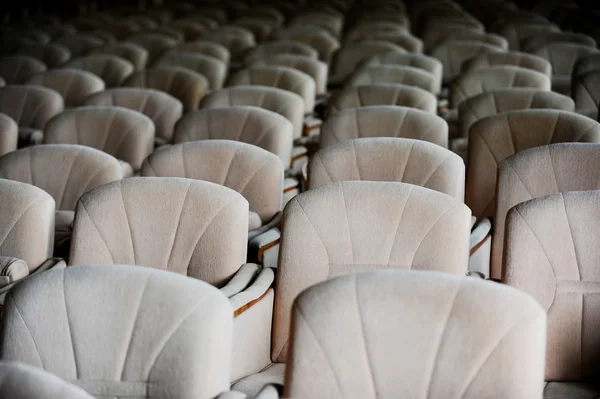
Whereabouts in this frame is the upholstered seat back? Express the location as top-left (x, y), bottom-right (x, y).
top-left (19, 43), bottom-right (71, 68)
top-left (169, 41), bottom-right (230, 64)
top-left (26, 68), bottom-right (105, 107)
top-left (69, 178), bottom-right (248, 287)
top-left (65, 54), bottom-right (134, 88)
top-left (0, 265), bottom-right (233, 398)
top-left (155, 52), bottom-right (227, 90)
top-left (320, 106), bottom-right (448, 148)
top-left (0, 55), bottom-right (47, 84)
top-left (366, 52), bottom-right (442, 94)
top-left (126, 33), bottom-right (178, 63)
top-left (251, 55), bottom-right (328, 95)
top-left (0, 85), bottom-right (64, 129)
top-left (285, 270), bottom-right (547, 399)
top-left (0, 113), bottom-right (18, 156)
top-left (573, 70), bottom-right (600, 116)
top-left (462, 51), bottom-right (552, 76)
top-left (333, 40), bottom-right (406, 81)
top-left (273, 181), bottom-right (471, 362)
top-left (346, 65), bottom-right (437, 94)
top-left (431, 40), bottom-right (503, 84)
top-left (91, 42), bottom-right (149, 71)
top-left (244, 40), bottom-right (319, 63)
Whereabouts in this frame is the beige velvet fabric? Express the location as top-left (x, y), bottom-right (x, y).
top-left (0, 113), bottom-right (17, 156)
top-left (69, 178), bottom-right (248, 287)
top-left (200, 32), bottom-right (256, 63)
top-left (466, 110), bottom-right (600, 221)
top-left (573, 70), bottom-right (600, 117)
top-left (273, 29), bottom-right (340, 64)
top-left (0, 144), bottom-right (122, 211)
top-left (244, 41), bottom-right (319, 63)
top-left (0, 265), bottom-right (234, 399)
top-left (431, 40), bottom-right (504, 84)
top-left (155, 52), bottom-right (227, 90)
top-left (0, 85), bottom-right (64, 131)
top-left (523, 32), bottom-right (597, 54)
top-left (309, 137), bottom-right (464, 200)
top-left (141, 140), bottom-right (283, 222)
top-left (332, 40), bottom-right (406, 82)
top-left (500, 22), bottom-right (560, 51)
top-left (65, 54), bottom-right (134, 88)
top-left (504, 191), bottom-right (600, 385)
top-left (0, 179), bottom-right (54, 270)
top-left (320, 106), bottom-right (448, 149)
top-left (84, 88), bottom-right (183, 143)
top-left (91, 42), bottom-right (149, 71)
top-left (124, 66), bottom-right (209, 112)
top-left (26, 68), bottom-right (105, 107)
top-left (327, 84), bottom-right (437, 116)
top-left (273, 181), bottom-right (472, 362)
top-left (201, 86), bottom-right (305, 140)
top-left (450, 66), bottom-right (551, 109)
top-left (462, 51), bottom-right (552, 76)
top-left (44, 106), bottom-right (154, 171)
top-left (173, 106), bottom-right (294, 168)
top-left (420, 24), bottom-right (483, 52)
top-left (493, 143), bottom-right (600, 281)
top-left (54, 34), bottom-right (104, 57)
top-left (284, 270), bottom-right (547, 399)
top-left (365, 52), bottom-right (443, 95)
top-left (533, 43), bottom-right (600, 95)
top-left (0, 55), bottom-right (47, 85)
top-left (169, 41), bottom-right (231, 64)
top-left (252, 55), bottom-right (328, 96)
top-left (458, 88), bottom-right (575, 138)
top-left (19, 43), bottom-right (72, 68)
top-left (126, 33), bottom-right (178, 63)
top-left (228, 65), bottom-right (316, 114)
top-left (573, 54), bottom-right (600, 78)
top-left (346, 65), bottom-right (437, 94)
top-left (349, 32), bottom-right (423, 53)
top-left (0, 362), bottom-right (94, 399)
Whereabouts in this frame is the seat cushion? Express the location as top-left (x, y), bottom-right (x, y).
top-left (232, 363), bottom-right (285, 399)
top-left (544, 382), bottom-right (600, 399)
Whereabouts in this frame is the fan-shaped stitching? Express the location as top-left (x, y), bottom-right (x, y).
top-left (410, 203), bottom-right (463, 266)
top-left (0, 194), bottom-right (46, 246)
top-left (237, 158), bottom-right (272, 195)
top-left (385, 184), bottom-right (415, 264)
top-left (504, 158), bottom-right (536, 199)
top-left (54, 148), bottom-right (85, 210)
top-left (394, 139), bottom-right (414, 182)
top-left (118, 271), bottom-right (152, 380)
top-left (421, 152), bottom-right (457, 189)
top-left (311, 151), bottom-right (334, 185)
top-left (293, 197), bottom-right (330, 261)
top-left (354, 275), bottom-right (378, 397)
top-left (62, 269), bottom-right (79, 378)
top-left (562, 196), bottom-right (583, 281)
top-left (221, 147), bottom-right (239, 186)
top-left (98, 110), bottom-right (118, 152)
top-left (424, 279), bottom-right (462, 399)
top-left (293, 305), bottom-right (345, 397)
top-left (164, 181), bottom-right (193, 269)
top-left (110, 116), bottom-right (154, 167)
top-left (118, 184), bottom-right (137, 265)
top-left (15, 90), bottom-right (30, 126)
top-left (77, 162), bottom-right (122, 206)
top-left (339, 183), bottom-right (355, 264)
top-left (351, 139), bottom-right (362, 180)
top-left (61, 72), bottom-right (79, 106)
top-left (459, 310), bottom-right (541, 397)
top-left (8, 293), bottom-right (45, 368)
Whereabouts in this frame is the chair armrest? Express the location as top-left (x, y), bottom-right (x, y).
top-left (470, 218), bottom-right (491, 253)
top-left (220, 263), bottom-right (261, 298)
top-left (249, 227), bottom-right (280, 265)
top-left (230, 267), bottom-right (275, 317)
top-left (254, 385), bottom-right (281, 399)
top-left (470, 218), bottom-right (492, 279)
top-left (303, 116), bottom-right (322, 137)
top-left (0, 258), bottom-right (66, 298)
top-left (248, 212), bottom-right (282, 241)
top-left (215, 391), bottom-right (247, 399)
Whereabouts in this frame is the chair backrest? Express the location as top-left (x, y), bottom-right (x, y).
top-left (272, 181), bottom-right (471, 362)
top-left (65, 54), bottom-right (134, 88)
top-left (320, 106), bottom-right (448, 148)
top-left (365, 52), bottom-right (443, 95)
top-left (124, 66), bottom-right (209, 112)
top-left (0, 179), bottom-right (54, 270)
top-left (126, 32), bottom-right (178, 63)
top-left (0, 113), bottom-right (17, 156)
top-left (169, 41), bottom-right (230, 64)
top-left (228, 65), bottom-right (316, 114)
top-left (142, 140), bottom-right (283, 222)
top-left (327, 84), bottom-right (437, 116)
top-left (244, 40), bottom-right (318, 63)
top-left (573, 70), bottom-right (600, 116)
top-left (273, 29), bottom-right (340, 63)
top-left (0, 85), bottom-right (64, 129)
top-left (26, 68), bottom-right (105, 107)
top-left (450, 66), bottom-right (551, 109)
top-left (91, 42), bottom-right (149, 71)
top-left (0, 144), bottom-right (122, 211)
top-left (174, 106), bottom-right (294, 167)
top-left (251, 54), bottom-right (328, 95)
top-left (458, 88), bottom-right (575, 138)
top-left (69, 178), bottom-right (248, 287)
top-left (461, 51), bottom-right (552, 76)
top-left (350, 31), bottom-right (424, 53)
top-left (54, 34), bottom-right (104, 57)
top-left (332, 40), bottom-right (406, 81)
top-left (43, 106), bottom-right (154, 171)
top-left (19, 43), bottom-right (72, 68)
top-left (309, 137), bottom-right (464, 199)
top-left (200, 31), bottom-right (256, 62)
top-left (522, 32), bottom-right (597, 54)
top-left (201, 86), bottom-right (305, 139)
top-left (466, 110), bottom-right (600, 221)
top-left (504, 191), bottom-right (600, 382)
top-left (431, 40), bottom-right (504, 84)
top-left (154, 52), bottom-right (227, 90)
top-left (0, 362), bottom-right (94, 399)
top-left (284, 270), bottom-right (546, 399)
top-left (493, 143), bottom-right (600, 280)
top-left (0, 265), bottom-right (233, 398)
top-left (345, 65), bottom-right (436, 94)
top-left (500, 22), bottom-right (560, 50)
top-left (573, 54), bottom-right (600, 78)
top-left (0, 55), bottom-right (47, 85)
